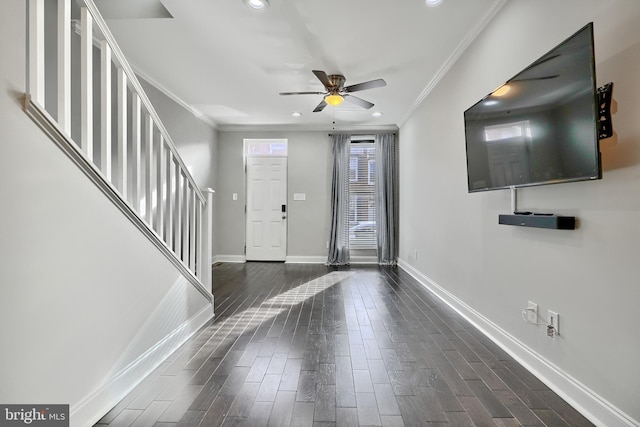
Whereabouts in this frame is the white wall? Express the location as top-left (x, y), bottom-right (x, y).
top-left (0, 2), bottom-right (212, 426)
top-left (216, 130), bottom-right (332, 262)
top-left (399, 1), bottom-right (640, 425)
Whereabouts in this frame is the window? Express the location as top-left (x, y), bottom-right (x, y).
top-left (349, 157), bottom-right (358, 182)
top-left (484, 121), bottom-right (532, 142)
top-left (244, 139), bottom-right (288, 156)
top-left (348, 141), bottom-right (376, 249)
top-left (368, 160), bottom-right (376, 185)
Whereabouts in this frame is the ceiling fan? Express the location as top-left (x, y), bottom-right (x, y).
top-left (279, 70), bottom-right (386, 112)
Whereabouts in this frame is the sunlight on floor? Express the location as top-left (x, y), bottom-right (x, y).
top-left (199, 271), bottom-right (355, 353)
top-left (265, 271), bottom-right (354, 305)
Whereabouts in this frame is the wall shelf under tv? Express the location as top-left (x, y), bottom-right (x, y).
top-left (499, 214), bottom-right (576, 230)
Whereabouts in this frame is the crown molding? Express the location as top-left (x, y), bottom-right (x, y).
top-left (399, 0), bottom-right (508, 127)
top-left (217, 123), bottom-right (399, 133)
top-left (132, 68), bottom-right (220, 130)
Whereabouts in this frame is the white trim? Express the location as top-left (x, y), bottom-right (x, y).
top-left (349, 255), bottom-right (378, 264)
top-left (398, 0), bottom-right (508, 126)
top-left (285, 256), bottom-right (326, 264)
top-left (211, 255), bottom-right (380, 265)
top-left (57, 0), bottom-right (71, 134)
top-left (24, 97), bottom-right (212, 303)
top-left (219, 124), bottom-right (399, 132)
top-left (72, 304), bottom-right (213, 427)
top-left (214, 255), bottom-right (247, 263)
top-left (397, 258), bottom-right (640, 427)
top-left (28, 0), bottom-right (45, 105)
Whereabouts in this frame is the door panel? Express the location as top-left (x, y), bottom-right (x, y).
top-left (246, 157), bottom-right (287, 261)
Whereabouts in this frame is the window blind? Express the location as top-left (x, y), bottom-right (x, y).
top-left (348, 141), bottom-right (376, 249)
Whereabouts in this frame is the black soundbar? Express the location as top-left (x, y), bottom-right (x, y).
top-left (499, 214), bottom-right (576, 230)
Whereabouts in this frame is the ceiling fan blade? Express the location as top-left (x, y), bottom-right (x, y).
top-left (313, 100), bottom-right (327, 112)
top-left (344, 78), bottom-right (386, 93)
top-left (523, 54), bottom-right (561, 72)
top-left (312, 70), bottom-right (333, 88)
top-left (344, 94), bottom-right (374, 109)
top-left (512, 74), bottom-right (560, 82)
top-left (279, 91), bottom-right (326, 95)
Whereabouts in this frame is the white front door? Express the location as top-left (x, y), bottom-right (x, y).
top-left (246, 156), bottom-right (287, 261)
top-left (487, 138), bottom-right (530, 187)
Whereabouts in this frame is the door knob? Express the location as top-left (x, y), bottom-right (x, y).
top-left (282, 215), bottom-right (286, 220)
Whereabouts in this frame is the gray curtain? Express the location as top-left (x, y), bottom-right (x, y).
top-left (327, 134), bottom-right (351, 265)
top-left (374, 133), bottom-right (397, 265)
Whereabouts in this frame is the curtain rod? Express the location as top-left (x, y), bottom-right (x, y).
top-left (328, 133), bottom-right (396, 136)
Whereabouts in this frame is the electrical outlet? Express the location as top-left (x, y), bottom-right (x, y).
top-left (548, 310), bottom-right (559, 335)
top-left (527, 301), bottom-right (538, 324)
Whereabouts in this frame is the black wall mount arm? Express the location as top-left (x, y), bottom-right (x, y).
top-left (597, 82), bottom-right (614, 140)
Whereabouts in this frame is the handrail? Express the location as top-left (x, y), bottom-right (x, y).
top-left (78, 0), bottom-right (204, 203)
top-left (25, 0), bottom-right (213, 288)
top-left (23, 96), bottom-right (213, 302)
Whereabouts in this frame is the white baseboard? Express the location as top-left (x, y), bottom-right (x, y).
top-left (349, 255), bottom-right (378, 264)
top-left (285, 256), bottom-right (326, 264)
top-left (212, 255), bottom-right (379, 265)
top-left (398, 258), bottom-right (639, 427)
top-left (284, 255), bottom-right (378, 264)
top-left (71, 304), bottom-right (214, 427)
top-left (213, 255), bottom-right (246, 263)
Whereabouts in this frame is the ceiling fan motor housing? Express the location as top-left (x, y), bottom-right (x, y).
top-left (327, 75), bottom-right (346, 91)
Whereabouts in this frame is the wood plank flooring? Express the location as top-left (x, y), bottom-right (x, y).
top-left (95, 263), bottom-right (594, 427)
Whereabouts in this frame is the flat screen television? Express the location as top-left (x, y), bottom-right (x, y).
top-left (464, 23), bottom-right (601, 193)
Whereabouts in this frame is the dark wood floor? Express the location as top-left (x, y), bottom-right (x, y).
top-left (96, 263), bottom-right (594, 427)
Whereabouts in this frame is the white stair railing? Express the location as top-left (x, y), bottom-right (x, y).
top-left (25, 0), bottom-right (213, 298)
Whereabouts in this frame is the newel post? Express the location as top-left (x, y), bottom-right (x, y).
top-left (201, 189), bottom-right (215, 294)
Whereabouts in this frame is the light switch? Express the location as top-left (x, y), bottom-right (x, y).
top-left (293, 193), bottom-right (306, 201)
top-left (232, 193), bottom-right (238, 201)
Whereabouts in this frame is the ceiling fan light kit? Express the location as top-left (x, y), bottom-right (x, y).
top-left (492, 84), bottom-right (511, 97)
top-left (280, 70), bottom-right (386, 113)
top-left (325, 94), bottom-right (344, 106)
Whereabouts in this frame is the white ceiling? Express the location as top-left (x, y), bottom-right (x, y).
top-left (96, 0), bottom-right (506, 131)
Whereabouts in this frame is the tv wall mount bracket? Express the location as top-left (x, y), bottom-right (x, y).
top-left (597, 82), bottom-right (614, 140)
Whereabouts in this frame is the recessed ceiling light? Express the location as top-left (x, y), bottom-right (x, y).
top-left (372, 112), bottom-right (383, 118)
top-left (425, 0), bottom-right (443, 7)
top-left (244, 0), bottom-right (269, 10)
top-left (291, 112), bottom-right (302, 117)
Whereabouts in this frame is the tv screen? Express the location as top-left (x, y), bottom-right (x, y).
top-left (464, 23), bottom-right (601, 193)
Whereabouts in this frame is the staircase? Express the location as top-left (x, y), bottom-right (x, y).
top-left (25, 0), bottom-right (213, 292)
top-left (19, 0), bottom-right (215, 425)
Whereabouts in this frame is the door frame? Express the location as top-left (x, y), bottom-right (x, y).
top-left (243, 139), bottom-right (288, 261)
